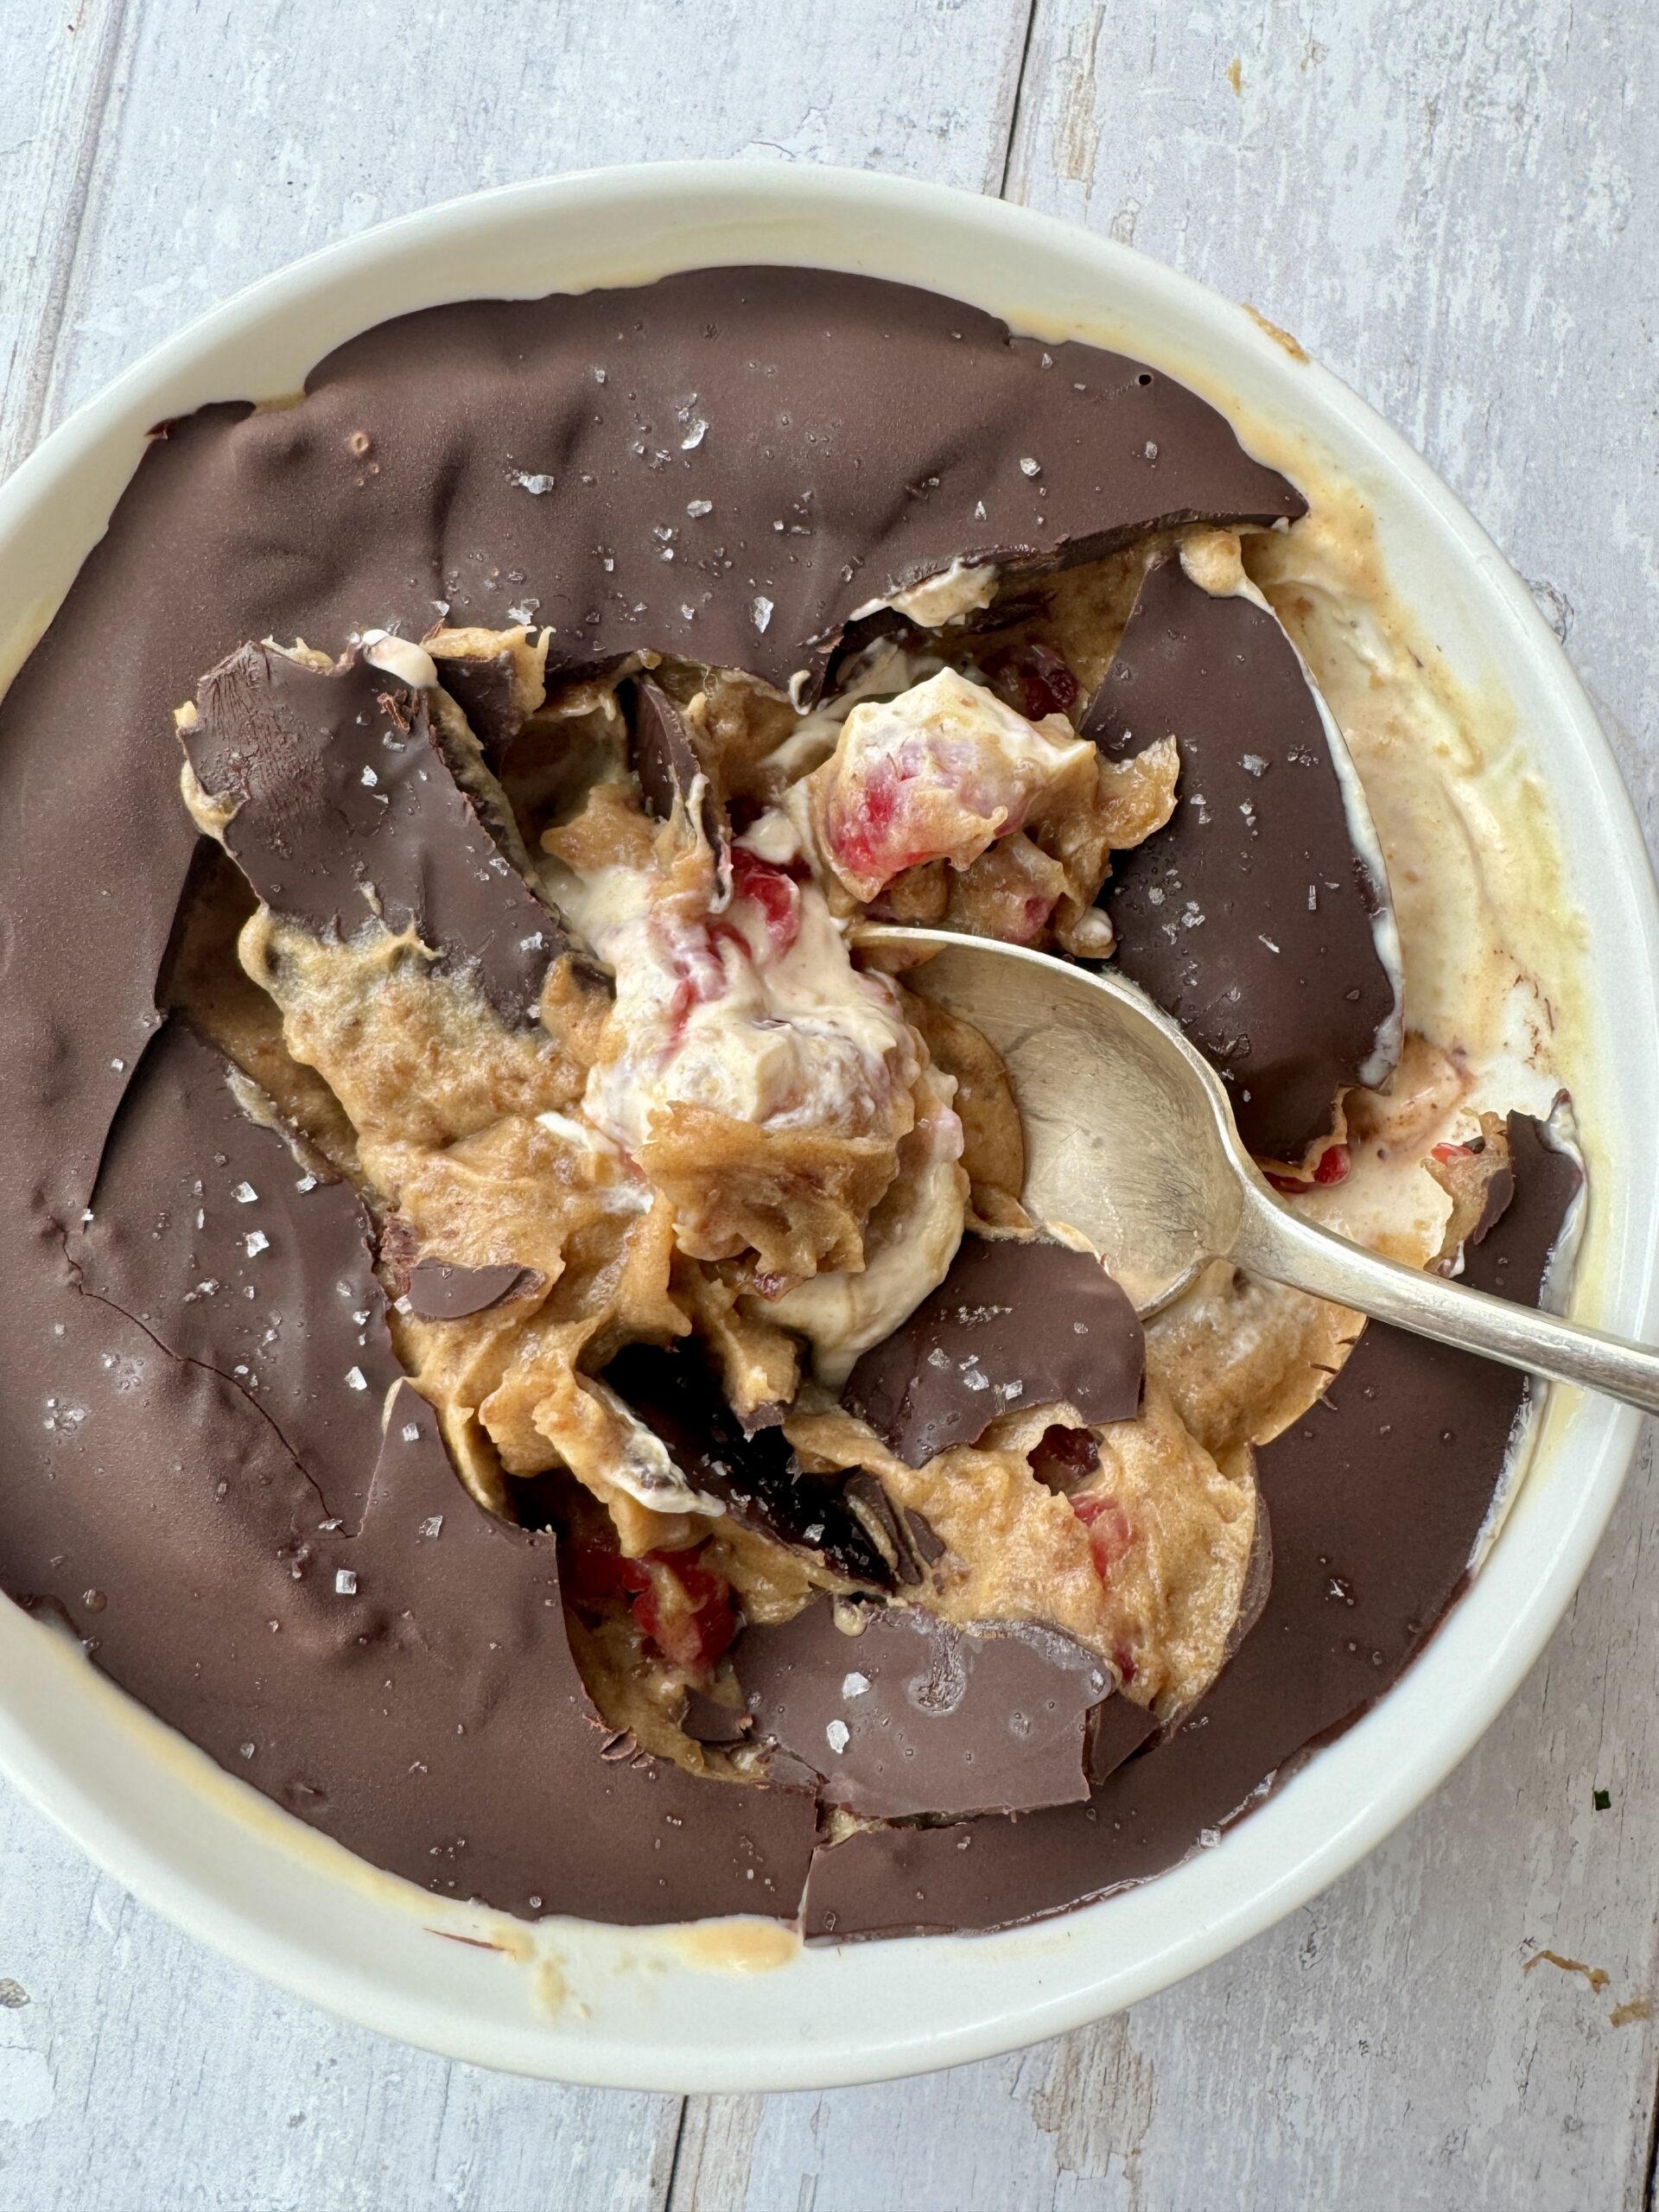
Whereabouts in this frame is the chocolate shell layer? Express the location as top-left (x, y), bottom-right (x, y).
top-left (1085, 557), bottom-right (1401, 1161)
top-left (603, 1342), bottom-right (912, 1590)
top-left (405, 1259), bottom-right (543, 1321)
top-left (18, 1024), bottom-right (816, 1922)
top-left (263, 266), bottom-right (1302, 700)
top-left (737, 1599), bottom-right (1111, 1820)
top-left (68, 1020), bottom-right (399, 1529)
top-left (184, 642), bottom-right (563, 1026)
top-left (842, 1235), bottom-right (1145, 1469)
top-left (804, 1113), bottom-right (1580, 1938)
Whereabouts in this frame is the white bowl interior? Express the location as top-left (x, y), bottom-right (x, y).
top-left (0, 164), bottom-right (1653, 2092)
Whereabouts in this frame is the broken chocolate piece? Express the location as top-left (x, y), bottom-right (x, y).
top-left (737, 1599), bottom-right (1111, 1820)
top-left (842, 1234), bottom-right (1145, 1469)
top-left (903, 1508), bottom-right (948, 1567)
top-left (406, 1258), bottom-right (543, 1321)
top-left (842, 1471), bottom-right (931, 1587)
top-left (602, 1342), bottom-right (899, 1589)
top-left (1084, 1693), bottom-right (1160, 1787)
top-left (183, 642), bottom-right (565, 1027)
top-left (69, 1019), bottom-right (401, 1528)
top-left (1085, 557), bottom-right (1401, 1160)
top-left (276, 268), bottom-right (1302, 700)
top-left (433, 649), bottom-right (522, 760)
top-left (629, 677), bottom-right (721, 844)
top-left (681, 1686), bottom-right (752, 1745)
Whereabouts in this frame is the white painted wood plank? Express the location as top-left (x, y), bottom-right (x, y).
top-left (32, 0), bottom-right (1038, 436)
top-left (0, 0), bottom-right (131, 480)
top-left (0, 1778), bottom-right (678, 2211)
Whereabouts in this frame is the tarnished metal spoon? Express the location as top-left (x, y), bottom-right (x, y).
top-left (861, 923), bottom-right (1659, 1415)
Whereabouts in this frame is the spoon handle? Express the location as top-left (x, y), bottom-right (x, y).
top-left (1231, 1182), bottom-right (1659, 1416)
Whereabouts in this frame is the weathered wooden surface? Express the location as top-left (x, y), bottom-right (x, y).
top-left (3, 1), bottom-right (1656, 2207)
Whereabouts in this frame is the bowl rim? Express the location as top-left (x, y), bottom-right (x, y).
top-left (1, 159), bottom-right (1655, 2093)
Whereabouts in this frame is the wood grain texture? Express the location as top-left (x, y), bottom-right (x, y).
top-left (0, 1781), bottom-right (681, 2211)
top-left (16, 0), bottom-right (1034, 440)
top-left (5, 0), bottom-right (1659, 2206)
top-left (0, 0), bottom-right (131, 480)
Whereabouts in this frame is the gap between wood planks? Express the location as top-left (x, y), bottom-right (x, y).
top-left (3, 0), bottom-right (133, 472)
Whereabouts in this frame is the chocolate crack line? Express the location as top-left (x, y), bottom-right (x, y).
top-left (60, 1233), bottom-right (353, 1537)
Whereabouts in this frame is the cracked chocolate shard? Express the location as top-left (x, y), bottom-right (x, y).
top-left (602, 1341), bottom-right (918, 1590)
top-left (681, 1687), bottom-right (752, 1745)
top-left (181, 641), bottom-right (566, 1026)
top-left (628, 676), bottom-right (721, 844)
top-left (405, 1259), bottom-right (543, 1321)
top-left (432, 649), bottom-right (521, 759)
top-left (842, 1234), bottom-right (1145, 1469)
top-left (1084, 556), bottom-right (1402, 1161)
top-left (68, 1018), bottom-right (401, 1528)
top-left (736, 1599), bottom-right (1112, 1820)
top-left (427, 626), bottom-right (550, 764)
top-left (1085, 1692), bottom-right (1159, 1787)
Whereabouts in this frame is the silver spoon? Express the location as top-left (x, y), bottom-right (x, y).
top-left (861, 923), bottom-right (1659, 1416)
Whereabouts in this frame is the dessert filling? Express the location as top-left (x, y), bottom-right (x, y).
top-left (169, 502), bottom-right (1521, 1801)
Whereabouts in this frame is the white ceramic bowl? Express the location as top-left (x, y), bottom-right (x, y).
top-left (0, 164), bottom-right (1654, 2094)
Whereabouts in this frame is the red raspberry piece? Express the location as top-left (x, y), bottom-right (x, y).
top-left (729, 844), bottom-right (802, 956)
top-left (828, 758), bottom-right (934, 891)
top-left (563, 1535), bottom-right (737, 1685)
top-left (630, 1548), bottom-right (738, 1682)
top-left (1267, 1142), bottom-right (1349, 1195)
top-left (1073, 1492), bottom-right (1135, 1580)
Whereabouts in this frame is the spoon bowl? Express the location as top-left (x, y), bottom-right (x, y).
top-left (867, 923), bottom-right (1659, 1418)
top-left (864, 925), bottom-right (1246, 1313)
